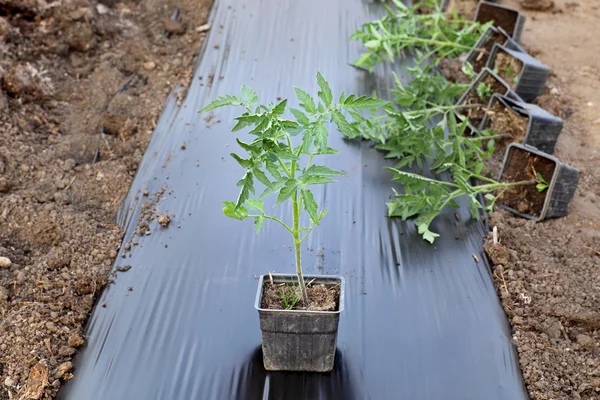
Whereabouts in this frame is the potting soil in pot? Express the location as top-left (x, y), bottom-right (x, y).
top-left (476, 5), bottom-right (519, 38)
top-left (498, 147), bottom-right (555, 215)
top-left (471, 30), bottom-right (505, 72)
top-left (261, 282), bottom-right (340, 311)
top-left (493, 51), bottom-right (523, 90)
top-left (460, 74), bottom-right (507, 127)
top-left (486, 100), bottom-right (528, 153)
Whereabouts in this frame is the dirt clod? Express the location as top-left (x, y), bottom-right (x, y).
top-left (57, 347), bottom-right (76, 358)
top-left (163, 18), bottom-right (184, 35)
top-left (53, 362), bottom-right (72, 380)
top-left (157, 214), bottom-right (170, 227)
top-left (67, 333), bottom-right (84, 348)
top-left (520, 0), bottom-right (554, 11)
top-left (0, 257), bottom-right (11, 268)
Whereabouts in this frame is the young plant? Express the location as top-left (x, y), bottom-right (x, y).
top-left (199, 73), bottom-right (387, 302)
top-left (535, 172), bottom-right (548, 192)
top-left (476, 82), bottom-right (493, 102)
top-left (350, 0), bottom-right (491, 70)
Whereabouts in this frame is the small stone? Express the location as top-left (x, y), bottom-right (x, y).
top-left (576, 334), bottom-right (593, 346)
top-left (54, 362), bottom-right (72, 379)
top-left (68, 332), bottom-right (84, 348)
top-left (158, 214), bottom-right (170, 227)
top-left (96, 4), bottom-right (109, 14)
top-left (587, 102), bottom-right (594, 107)
top-left (15, 271), bottom-right (25, 284)
top-left (0, 256), bottom-right (12, 268)
top-left (550, 87), bottom-right (559, 95)
top-left (143, 189), bottom-right (149, 196)
top-left (143, 61), bottom-right (156, 71)
top-left (181, 142), bottom-right (186, 150)
top-left (163, 18), bottom-right (184, 35)
top-left (58, 346), bottom-right (76, 357)
top-left (4, 377), bottom-right (14, 387)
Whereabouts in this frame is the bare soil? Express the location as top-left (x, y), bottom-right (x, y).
top-left (0, 0), bottom-right (212, 398)
top-left (484, 0), bottom-right (600, 399)
top-left (262, 281), bottom-right (340, 312)
top-left (498, 146), bottom-right (555, 216)
top-left (494, 50), bottom-right (523, 90)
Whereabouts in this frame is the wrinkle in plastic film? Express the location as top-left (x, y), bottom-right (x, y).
top-left (59, 1), bottom-right (528, 399)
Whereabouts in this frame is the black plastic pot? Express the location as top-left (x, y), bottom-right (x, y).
top-left (455, 67), bottom-right (522, 132)
top-left (481, 94), bottom-right (563, 154)
top-left (474, 1), bottom-right (526, 43)
top-left (464, 26), bottom-right (525, 75)
top-left (486, 44), bottom-right (549, 102)
top-left (498, 143), bottom-right (580, 221)
top-left (255, 273), bottom-right (345, 372)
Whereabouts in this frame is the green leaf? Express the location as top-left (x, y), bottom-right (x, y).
top-left (314, 123), bottom-right (328, 152)
top-left (301, 189), bottom-right (319, 224)
top-left (253, 168), bottom-right (271, 187)
top-left (230, 153), bottom-right (252, 168)
top-left (332, 110), bottom-right (357, 138)
top-left (235, 171), bottom-right (254, 208)
top-left (347, 96), bottom-right (388, 109)
top-left (290, 108), bottom-right (309, 126)
top-left (275, 179), bottom-right (298, 204)
top-left (305, 165), bottom-right (344, 176)
top-left (199, 95), bottom-right (243, 112)
top-left (294, 88), bottom-right (317, 114)
top-left (236, 138), bottom-right (258, 153)
top-left (223, 201), bottom-right (248, 220)
top-left (246, 199), bottom-right (264, 212)
top-left (254, 215), bottom-right (264, 233)
top-left (241, 85), bottom-right (258, 106)
top-left (300, 175), bottom-right (335, 185)
top-left (272, 99), bottom-right (287, 116)
top-left (265, 160), bottom-right (282, 180)
top-left (316, 72), bottom-right (333, 106)
top-left (275, 150), bottom-right (298, 160)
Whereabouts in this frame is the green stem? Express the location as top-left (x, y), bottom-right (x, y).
top-left (292, 192), bottom-right (308, 303)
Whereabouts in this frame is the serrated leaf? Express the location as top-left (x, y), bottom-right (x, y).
top-left (259, 179), bottom-right (286, 199)
top-left (347, 96), bottom-right (388, 109)
top-left (241, 85), bottom-right (258, 106)
top-left (236, 138), bottom-right (258, 153)
top-left (253, 168), bottom-right (271, 187)
top-left (230, 153), bottom-right (252, 168)
top-left (265, 160), bottom-right (282, 180)
top-left (235, 171), bottom-right (254, 208)
top-left (300, 175), bottom-right (335, 185)
top-left (272, 99), bottom-right (287, 116)
top-left (314, 123), bottom-right (328, 152)
top-left (332, 110), bottom-right (357, 138)
top-left (294, 88), bottom-right (316, 114)
top-left (316, 72), bottom-right (333, 106)
top-left (246, 199), bottom-right (264, 212)
top-left (275, 150), bottom-right (298, 160)
top-left (223, 201), bottom-right (248, 220)
top-left (301, 189), bottom-right (319, 224)
top-left (275, 179), bottom-right (298, 204)
top-left (305, 165), bottom-right (344, 176)
top-left (254, 215), bottom-right (264, 233)
top-left (199, 95), bottom-right (243, 112)
top-left (290, 108), bottom-right (309, 126)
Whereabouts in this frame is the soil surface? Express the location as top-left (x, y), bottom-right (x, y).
top-left (262, 281), bottom-right (340, 312)
top-left (470, 29), bottom-right (505, 73)
top-left (482, 0), bottom-right (600, 399)
top-left (459, 73), bottom-right (507, 127)
top-left (494, 50), bottom-right (523, 90)
top-left (475, 2), bottom-right (521, 37)
top-left (498, 146), bottom-right (555, 216)
top-left (0, 0), bottom-right (212, 398)
top-left (485, 97), bottom-right (528, 151)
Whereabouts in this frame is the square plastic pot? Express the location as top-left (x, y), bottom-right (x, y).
top-left (474, 1), bottom-right (526, 42)
top-left (455, 67), bottom-right (522, 132)
top-left (464, 26), bottom-right (525, 75)
top-left (486, 44), bottom-right (550, 102)
top-left (498, 143), bottom-right (580, 221)
top-left (481, 93), bottom-right (563, 154)
top-left (255, 274), bottom-right (345, 372)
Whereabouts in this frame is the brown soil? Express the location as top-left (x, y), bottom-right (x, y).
top-left (498, 147), bottom-right (555, 216)
top-left (443, 0), bottom-right (482, 19)
top-left (0, 0), bottom-right (213, 398)
top-left (459, 73), bottom-right (507, 127)
top-left (475, 2), bottom-right (521, 38)
top-left (485, 98), bottom-right (529, 154)
top-left (485, 1), bottom-right (600, 397)
top-left (471, 29), bottom-right (506, 73)
top-left (493, 50), bottom-right (523, 90)
top-left (262, 281), bottom-right (340, 312)
top-left (438, 58), bottom-right (471, 84)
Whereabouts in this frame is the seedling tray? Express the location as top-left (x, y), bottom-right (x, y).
top-left (474, 1), bottom-right (526, 43)
top-left (487, 44), bottom-right (550, 102)
top-left (498, 143), bottom-right (579, 221)
top-left (481, 93), bottom-right (563, 154)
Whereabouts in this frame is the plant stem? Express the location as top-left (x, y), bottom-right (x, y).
top-left (292, 192), bottom-right (308, 303)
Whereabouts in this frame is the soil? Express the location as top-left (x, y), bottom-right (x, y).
top-left (261, 281), bottom-right (340, 312)
top-left (485, 97), bottom-right (529, 154)
top-left (498, 146), bottom-right (555, 216)
top-left (470, 29), bottom-right (506, 74)
top-left (459, 73), bottom-right (508, 128)
top-left (475, 2), bottom-right (521, 38)
top-left (493, 50), bottom-right (523, 90)
top-left (0, 0), bottom-right (213, 398)
top-left (484, 1), bottom-right (600, 399)
top-left (442, 0), bottom-right (482, 19)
